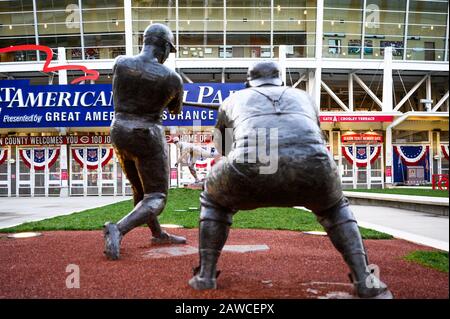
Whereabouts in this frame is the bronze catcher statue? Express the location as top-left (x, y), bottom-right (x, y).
top-left (188, 61), bottom-right (392, 299)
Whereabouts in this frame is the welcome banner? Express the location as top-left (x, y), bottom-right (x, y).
top-left (0, 80), bottom-right (245, 128)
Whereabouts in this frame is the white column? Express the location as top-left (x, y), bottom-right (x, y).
top-left (426, 74), bottom-right (432, 111)
top-left (348, 73), bottom-right (354, 111)
top-left (124, 0), bottom-right (133, 56)
top-left (60, 144), bottom-right (69, 197)
top-left (32, 0), bottom-right (40, 61)
top-left (361, 0), bottom-right (367, 59)
top-left (57, 47), bottom-right (68, 85)
top-left (315, 0), bottom-right (324, 60)
top-left (382, 46), bottom-right (393, 112)
top-left (278, 45), bottom-right (287, 86)
top-left (15, 147), bottom-right (19, 197)
top-left (385, 127), bottom-right (393, 186)
top-left (429, 130), bottom-right (433, 180)
top-left (403, 0), bottom-right (410, 60)
top-left (270, 0), bottom-right (274, 58)
top-left (444, 4), bottom-right (449, 62)
top-left (176, 0), bottom-right (179, 56)
top-left (7, 147), bottom-right (11, 197)
top-left (313, 67), bottom-right (322, 109)
top-left (313, 0), bottom-right (324, 109)
top-left (78, 0), bottom-right (85, 60)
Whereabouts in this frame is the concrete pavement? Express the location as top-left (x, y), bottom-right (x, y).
top-left (351, 205), bottom-right (449, 252)
top-left (0, 196), bottom-right (131, 229)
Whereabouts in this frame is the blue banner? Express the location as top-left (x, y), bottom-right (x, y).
top-left (0, 80), bottom-right (244, 128)
top-left (393, 146), bottom-right (430, 183)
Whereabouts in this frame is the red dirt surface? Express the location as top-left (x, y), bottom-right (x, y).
top-left (0, 228), bottom-right (447, 299)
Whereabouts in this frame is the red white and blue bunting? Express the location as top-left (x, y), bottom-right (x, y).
top-left (441, 144), bottom-right (449, 160)
top-left (342, 146), bottom-right (381, 167)
top-left (72, 148), bottom-right (114, 170)
top-left (0, 148), bottom-right (8, 165)
top-left (19, 148), bottom-right (60, 170)
top-left (394, 145), bottom-right (429, 165)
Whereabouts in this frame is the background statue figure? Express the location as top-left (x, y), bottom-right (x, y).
top-left (103, 23), bottom-right (186, 260)
top-left (172, 137), bottom-right (221, 184)
top-left (189, 61), bottom-right (393, 299)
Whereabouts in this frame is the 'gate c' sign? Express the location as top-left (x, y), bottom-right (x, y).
top-left (0, 45), bottom-right (99, 84)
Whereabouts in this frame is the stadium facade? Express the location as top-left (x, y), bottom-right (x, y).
top-left (0, 0), bottom-right (448, 197)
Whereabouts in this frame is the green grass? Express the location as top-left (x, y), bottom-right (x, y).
top-left (404, 250), bottom-right (449, 273)
top-left (346, 188), bottom-right (449, 198)
top-left (0, 188), bottom-right (392, 240)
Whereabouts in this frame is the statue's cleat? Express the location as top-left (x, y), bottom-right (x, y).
top-left (188, 275), bottom-right (217, 290)
top-left (353, 274), bottom-right (394, 299)
top-left (103, 222), bottom-right (122, 260)
top-left (151, 232), bottom-right (186, 245)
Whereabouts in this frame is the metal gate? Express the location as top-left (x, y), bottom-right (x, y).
top-left (341, 143), bottom-right (384, 189)
top-left (0, 146), bottom-right (11, 196)
top-left (16, 147), bottom-right (61, 196)
top-left (69, 146), bottom-right (116, 196)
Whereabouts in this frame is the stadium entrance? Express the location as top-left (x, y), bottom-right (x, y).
top-left (338, 131), bottom-right (384, 189)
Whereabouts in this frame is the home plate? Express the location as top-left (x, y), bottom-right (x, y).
top-left (142, 245), bottom-right (198, 259)
top-left (223, 244), bottom-right (269, 253)
top-left (142, 244), bottom-right (269, 259)
top-left (303, 231), bottom-right (327, 236)
top-left (160, 224), bottom-right (184, 229)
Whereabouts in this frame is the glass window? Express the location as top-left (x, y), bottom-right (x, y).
top-left (273, 0), bottom-right (316, 58)
top-left (363, 0), bottom-right (407, 60)
top-left (132, 0), bottom-right (177, 55)
top-left (179, 0), bottom-right (224, 58)
top-left (393, 130), bottom-right (430, 143)
top-left (36, 0), bottom-right (82, 60)
top-left (227, 0), bottom-right (271, 58)
top-left (0, 0), bottom-right (37, 61)
top-left (323, 0), bottom-right (363, 59)
top-left (406, 0), bottom-right (448, 61)
top-left (82, 0), bottom-right (125, 60)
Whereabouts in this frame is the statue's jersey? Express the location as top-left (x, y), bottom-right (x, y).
top-left (216, 86), bottom-right (324, 162)
top-left (112, 55), bottom-right (183, 122)
top-left (207, 86), bottom-right (343, 213)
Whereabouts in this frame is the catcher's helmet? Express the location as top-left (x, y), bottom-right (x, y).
top-left (246, 61), bottom-right (283, 87)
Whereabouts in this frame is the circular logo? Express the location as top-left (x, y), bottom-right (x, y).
top-left (80, 136), bottom-right (89, 144)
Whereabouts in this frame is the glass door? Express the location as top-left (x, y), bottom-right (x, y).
top-left (341, 144), bottom-right (356, 189)
top-left (17, 147), bottom-right (33, 196)
top-left (99, 147), bottom-right (116, 196)
top-left (0, 146), bottom-right (11, 197)
top-left (370, 144), bottom-right (384, 189)
top-left (70, 146), bottom-right (87, 196)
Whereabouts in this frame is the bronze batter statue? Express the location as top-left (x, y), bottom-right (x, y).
top-left (103, 23), bottom-right (186, 260)
top-left (189, 61), bottom-right (392, 298)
